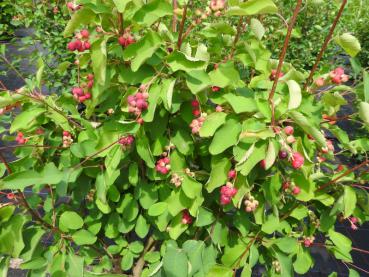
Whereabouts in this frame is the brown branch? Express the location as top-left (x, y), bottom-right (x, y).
top-left (343, 262), bottom-right (369, 275)
top-left (318, 160), bottom-right (369, 191)
top-left (232, 234), bottom-right (259, 276)
top-left (177, 4), bottom-right (188, 49)
top-left (172, 0), bottom-right (178, 32)
top-left (303, 0), bottom-right (348, 91)
top-left (132, 236), bottom-right (156, 277)
top-left (229, 17), bottom-right (244, 60)
top-left (117, 12), bottom-right (124, 34)
top-left (268, 0), bottom-right (303, 128)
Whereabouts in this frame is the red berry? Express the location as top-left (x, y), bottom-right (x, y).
top-left (282, 182), bottom-right (290, 190)
top-left (279, 150), bottom-right (288, 159)
top-left (84, 93), bottom-right (91, 99)
top-left (331, 75), bottom-right (341, 84)
top-left (191, 100), bottom-right (199, 107)
top-left (6, 193), bottom-right (15, 200)
top-left (83, 41), bottom-right (91, 50)
top-left (260, 160), bottom-right (266, 169)
top-left (220, 194), bottom-right (231, 205)
top-left (192, 109), bottom-right (201, 117)
top-left (337, 164), bottom-right (344, 172)
top-left (334, 67), bottom-right (344, 76)
top-left (67, 41), bottom-right (76, 51)
top-left (211, 86), bottom-right (220, 92)
top-left (137, 118), bottom-right (144, 125)
top-left (63, 131), bottom-right (70, 137)
top-left (118, 36), bottom-right (125, 46)
top-left (181, 210), bottom-right (192, 224)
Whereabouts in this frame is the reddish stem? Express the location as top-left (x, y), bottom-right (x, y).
top-left (269, 0), bottom-right (303, 127)
top-left (303, 0), bottom-right (348, 91)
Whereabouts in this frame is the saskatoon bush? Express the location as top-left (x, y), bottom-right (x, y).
top-left (0, 0), bottom-right (369, 276)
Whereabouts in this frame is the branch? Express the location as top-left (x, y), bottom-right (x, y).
top-left (177, 4), bottom-right (188, 49)
top-left (303, 0), bottom-right (348, 91)
top-left (268, 0), bottom-right (303, 128)
top-left (172, 0), bottom-right (178, 32)
top-left (318, 160), bottom-right (369, 191)
top-left (132, 236), bottom-right (156, 277)
top-left (229, 17), bottom-right (244, 60)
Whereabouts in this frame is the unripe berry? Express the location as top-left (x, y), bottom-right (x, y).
top-left (215, 105), bottom-right (223, 112)
top-left (286, 135), bottom-right (296, 144)
top-left (315, 77), bottom-right (325, 87)
top-left (284, 126), bottom-right (294, 135)
top-left (341, 74), bottom-right (349, 82)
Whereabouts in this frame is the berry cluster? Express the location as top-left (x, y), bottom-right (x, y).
top-left (220, 182), bottom-right (238, 205)
top-left (155, 157), bottom-right (171, 175)
top-left (62, 131), bottom-right (73, 148)
top-left (184, 168), bottom-right (195, 178)
top-left (190, 115), bottom-right (206, 134)
top-left (329, 67), bottom-right (349, 84)
top-left (127, 90), bottom-right (149, 116)
top-left (272, 261), bottom-right (281, 273)
top-left (181, 210), bottom-right (192, 225)
top-left (118, 135), bottom-right (135, 147)
top-left (244, 194), bottom-right (259, 212)
top-left (15, 132), bottom-right (28, 144)
top-left (67, 29), bottom-right (91, 52)
top-left (191, 100), bottom-right (201, 117)
top-left (284, 126), bottom-right (296, 144)
top-left (303, 236), bottom-right (315, 247)
top-left (170, 173), bottom-right (184, 187)
top-left (72, 87), bottom-right (91, 103)
top-left (209, 0), bottom-right (226, 16)
top-left (282, 181), bottom-right (301, 195)
top-left (66, 1), bottom-right (81, 11)
top-left (118, 28), bottom-right (136, 47)
top-left (269, 69), bottom-right (284, 81)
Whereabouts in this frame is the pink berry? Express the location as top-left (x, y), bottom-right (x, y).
top-left (215, 105), bottom-right (223, 112)
top-left (87, 80), bottom-right (94, 88)
top-left (304, 239), bottom-right (312, 247)
top-left (331, 75), bottom-right (341, 84)
top-left (291, 152), bottom-right (304, 169)
top-left (66, 2), bottom-right (74, 10)
top-left (351, 217), bottom-right (358, 224)
top-left (315, 77), bottom-right (325, 87)
top-left (282, 182), bottom-right (290, 190)
top-left (84, 93), bottom-right (91, 99)
top-left (63, 131), bottom-right (70, 137)
top-left (137, 118), bottom-right (144, 125)
top-left (334, 67), bottom-right (345, 76)
top-left (292, 186), bottom-right (301, 195)
top-left (142, 92), bottom-right (149, 99)
top-left (118, 36), bottom-right (125, 46)
top-left (87, 74), bottom-right (94, 81)
top-left (284, 126), bottom-right (294, 135)
top-left (67, 41), bottom-right (76, 51)
top-left (80, 29), bottom-right (89, 39)
top-left (228, 170), bottom-right (236, 179)
top-left (220, 195), bottom-right (231, 205)
top-left (83, 41), bottom-right (91, 50)
top-left (72, 87), bottom-right (84, 96)
top-left (211, 86), bottom-right (220, 92)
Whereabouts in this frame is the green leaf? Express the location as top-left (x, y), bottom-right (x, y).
top-left (358, 102), bottom-right (369, 127)
top-left (162, 78), bottom-right (176, 110)
top-left (142, 83), bottom-right (162, 122)
top-left (289, 111), bottom-right (327, 148)
top-left (182, 240), bottom-right (206, 276)
top-left (163, 244), bottom-right (188, 277)
top-left (1, 163), bottom-right (63, 190)
top-left (199, 112), bottom-right (227, 137)
top-left (167, 51), bottom-right (207, 73)
top-left (250, 18), bottom-right (265, 40)
top-left (129, 241), bottom-right (144, 254)
top-left (293, 246), bottom-right (313, 274)
top-left (264, 139), bottom-right (279, 170)
top-left (223, 94), bottom-right (257, 113)
top-left (64, 8), bottom-right (95, 37)
top-left (112, 0), bottom-right (132, 12)
top-left (91, 38), bottom-right (107, 85)
top-left (72, 229), bottom-right (97, 245)
top-left (0, 214), bottom-right (26, 257)
top-left (133, 0), bottom-right (172, 26)
top-left (334, 33), bottom-right (361, 57)
top-left (227, 0), bottom-right (278, 16)
top-left (20, 257), bottom-right (47, 270)
top-left (195, 207), bottom-right (215, 227)
top-left (186, 70), bottom-right (211, 94)
top-left (168, 213), bottom-right (189, 239)
top-left (206, 155), bottom-right (232, 192)
top-left (275, 237), bottom-right (298, 254)
top-left (136, 134), bottom-right (155, 168)
top-left (148, 202), bottom-right (168, 217)
top-left (236, 141), bottom-right (267, 176)
top-left (181, 175), bottom-right (202, 199)
top-left (261, 214), bottom-right (279, 234)
top-left (209, 118), bottom-right (242, 155)
top-left (287, 80), bottom-right (302, 110)
top-left (0, 206), bottom-right (15, 223)
top-left (135, 215), bottom-right (150, 238)
top-left (121, 252), bottom-right (134, 271)
top-left (364, 71), bottom-right (369, 103)
top-left (123, 31), bottom-right (162, 72)
top-left (209, 62), bottom-right (243, 88)
top-left (206, 265), bottom-right (233, 277)
top-left (10, 107), bottom-right (45, 133)
top-left (59, 211), bottom-right (84, 231)
top-left (66, 253), bottom-right (84, 277)
top-left (172, 129), bottom-right (194, 155)
top-left (328, 229), bottom-right (352, 253)
top-left (343, 186), bottom-right (356, 218)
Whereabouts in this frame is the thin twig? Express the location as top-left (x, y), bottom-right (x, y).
top-left (132, 236), bottom-right (156, 277)
top-left (268, 0), bottom-right (303, 128)
top-left (172, 0), bottom-right (178, 32)
top-left (177, 3), bottom-right (188, 49)
top-left (303, 0), bottom-right (348, 91)
top-left (229, 17), bottom-right (244, 59)
top-left (318, 160), bottom-right (369, 191)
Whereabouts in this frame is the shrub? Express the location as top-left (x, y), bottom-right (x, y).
top-left (0, 1), bottom-right (368, 276)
